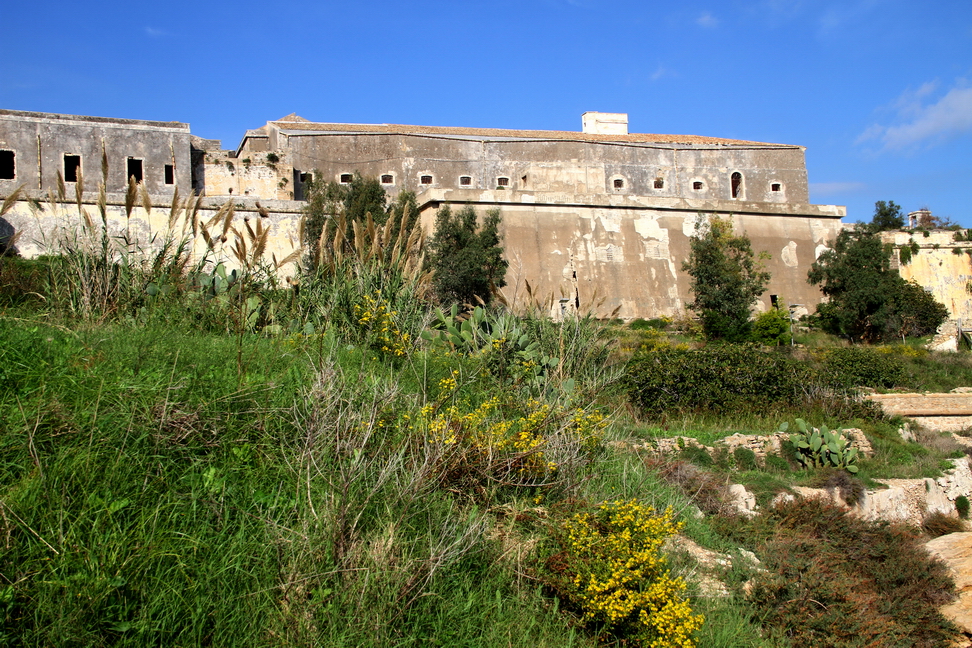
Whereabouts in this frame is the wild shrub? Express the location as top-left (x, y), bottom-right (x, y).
top-left (624, 344), bottom-right (812, 415)
top-left (733, 447), bottom-right (759, 471)
top-left (922, 512), bottom-right (966, 538)
top-left (823, 346), bottom-right (904, 388)
top-left (956, 495), bottom-right (970, 520)
top-left (750, 308), bottom-right (792, 346)
top-left (646, 459), bottom-right (729, 516)
top-left (809, 468), bottom-right (866, 506)
top-left (543, 499), bottom-right (704, 647)
top-left (630, 317), bottom-right (670, 331)
top-left (414, 382), bottom-right (606, 497)
top-left (739, 499), bottom-right (958, 648)
top-left (353, 290), bottom-right (413, 358)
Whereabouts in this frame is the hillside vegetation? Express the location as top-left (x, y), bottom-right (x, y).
top-left (1, 203), bottom-right (971, 646)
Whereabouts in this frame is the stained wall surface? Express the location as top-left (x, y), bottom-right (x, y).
top-left (0, 110), bottom-right (191, 196)
top-left (417, 189), bottom-right (843, 319)
top-left (884, 230), bottom-right (972, 321)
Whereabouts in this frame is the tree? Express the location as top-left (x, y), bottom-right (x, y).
top-left (681, 216), bottom-right (771, 341)
top-left (302, 172), bottom-right (421, 270)
top-left (807, 228), bottom-right (948, 341)
top-left (867, 200), bottom-right (905, 232)
top-left (426, 205), bottom-right (507, 305)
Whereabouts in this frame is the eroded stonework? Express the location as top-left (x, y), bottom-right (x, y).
top-left (0, 109), bottom-right (849, 318)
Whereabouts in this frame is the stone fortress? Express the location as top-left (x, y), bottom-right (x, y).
top-left (1, 107), bottom-right (967, 320)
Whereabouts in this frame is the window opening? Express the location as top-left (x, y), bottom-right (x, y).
top-left (0, 150), bottom-right (14, 179)
top-left (496, 176), bottom-right (509, 187)
top-left (693, 181), bottom-right (703, 190)
top-left (339, 173), bottom-right (352, 184)
top-left (653, 177), bottom-right (664, 189)
top-left (420, 175), bottom-right (433, 185)
top-left (459, 175), bottom-right (472, 186)
top-left (731, 172), bottom-right (742, 198)
top-left (770, 295), bottom-right (779, 308)
top-left (380, 174), bottom-right (394, 185)
top-left (299, 172), bottom-right (313, 184)
top-left (613, 178), bottom-right (624, 189)
top-left (771, 183), bottom-right (781, 192)
top-left (164, 164), bottom-right (174, 185)
top-left (127, 158), bottom-right (143, 183)
top-left (64, 155), bottom-right (81, 182)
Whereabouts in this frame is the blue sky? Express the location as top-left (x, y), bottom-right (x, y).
top-left (3, 0), bottom-right (971, 225)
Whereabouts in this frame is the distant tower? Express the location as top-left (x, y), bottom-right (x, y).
top-left (908, 209), bottom-right (932, 228)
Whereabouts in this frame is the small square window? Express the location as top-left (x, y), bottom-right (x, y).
top-left (164, 164), bottom-right (174, 185)
top-left (653, 178), bottom-right (664, 189)
top-left (299, 172), bottom-right (313, 184)
top-left (496, 177), bottom-right (509, 187)
top-left (693, 181), bottom-right (703, 190)
top-left (64, 154), bottom-right (81, 182)
top-left (339, 173), bottom-right (352, 184)
top-left (127, 158), bottom-right (143, 183)
top-left (613, 178), bottom-right (624, 189)
top-left (459, 175), bottom-right (472, 186)
top-left (420, 175), bottom-right (433, 185)
top-left (0, 150), bottom-right (14, 180)
top-left (771, 183), bottom-right (782, 192)
top-left (380, 174), bottom-right (394, 185)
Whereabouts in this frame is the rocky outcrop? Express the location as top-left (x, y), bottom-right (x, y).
top-left (647, 428), bottom-right (873, 462)
top-left (925, 532), bottom-right (972, 637)
top-left (770, 457), bottom-right (972, 527)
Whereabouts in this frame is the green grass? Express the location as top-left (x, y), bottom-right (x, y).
top-left (3, 244), bottom-right (971, 647)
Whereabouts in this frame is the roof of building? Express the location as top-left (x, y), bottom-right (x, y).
top-left (261, 115), bottom-right (795, 148)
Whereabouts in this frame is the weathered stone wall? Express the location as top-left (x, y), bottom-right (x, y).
top-left (271, 128), bottom-right (811, 204)
top-left (0, 110), bottom-right (190, 197)
top-left (198, 150), bottom-right (294, 201)
top-left (417, 188), bottom-right (843, 319)
top-left (883, 230), bottom-right (972, 321)
top-left (0, 191), bottom-right (305, 281)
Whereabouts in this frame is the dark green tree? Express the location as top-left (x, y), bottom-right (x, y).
top-left (681, 216), bottom-right (771, 341)
top-left (302, 172), bottom-right (394, 269)
top-left (807, 228), bottom-right (948, 341)
top-left (426, 205), bottom-right (507, 305)
top-left (868, 200), bottom-right (905, 232)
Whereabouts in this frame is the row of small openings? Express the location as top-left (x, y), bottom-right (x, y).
top-left (685, 176), bottom-right (782, 195)
top-left (337, 173), bottom-right (516, 188)
top-left (611, 178), bottom-right (665, 190)
top-left (56, 153), bottom-right (174, 185)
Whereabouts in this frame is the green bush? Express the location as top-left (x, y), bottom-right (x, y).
top-left (630, 317), bottom-right (669, 331)
top-left (750, 308), bottom-right (792, 346)
top-left (732, 447), bottom-right (759, 471)
top-left (956, 495), bottom-right (970, 520)
top-left (824, 346), bottom-right (904, 388)
top-left (625, 344), bottom-right (813, 414)
top-left (679, 445), bottom-right (714, 467)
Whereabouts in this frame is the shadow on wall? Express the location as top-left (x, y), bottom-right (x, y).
top-left (0, 217), bottom-right (18, 256)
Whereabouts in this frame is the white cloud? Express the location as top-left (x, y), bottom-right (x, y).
top-left (810, 181), bottom-right (867, 195)
top-left (650, 65), bottom-right (676, 81)
top-left (859, 80), bottom-right (972, 150)
top-left (145, 27), bottom-right (167, 38)
top-left (696, 12), bottom-right (718, 28)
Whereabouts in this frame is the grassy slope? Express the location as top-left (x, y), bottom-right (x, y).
top-left (2, 312), bottom-right (967, 646)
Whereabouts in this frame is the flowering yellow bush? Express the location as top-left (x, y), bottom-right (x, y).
top-left (550, 500), bottom-right (703, 647)
top-left (416, 389), bottom-right (605, 483)
top-left (353, 291), bottom-right (411, 358)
